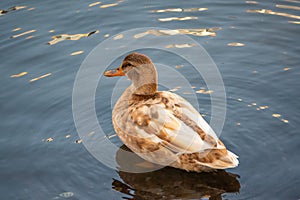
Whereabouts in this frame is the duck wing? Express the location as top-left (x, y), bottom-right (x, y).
top-left (118, 91), bottom-right (238, 170)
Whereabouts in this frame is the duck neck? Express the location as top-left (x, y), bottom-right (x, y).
top-left (128, 65), bottom-right (158, 96)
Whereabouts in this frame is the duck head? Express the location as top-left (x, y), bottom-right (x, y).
top-left (104, 52), bottom-right (158, 95)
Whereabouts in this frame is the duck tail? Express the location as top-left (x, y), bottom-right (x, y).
top-left (221, 150), bottom-right (239, 168)
top-left (196, 149), bottom-right (239, 169)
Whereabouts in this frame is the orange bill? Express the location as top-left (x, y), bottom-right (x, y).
top-left (104, 67), bottom-right (125, 77)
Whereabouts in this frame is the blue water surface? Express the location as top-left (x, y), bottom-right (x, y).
top-left (0, 0), bottom-right (299, 199)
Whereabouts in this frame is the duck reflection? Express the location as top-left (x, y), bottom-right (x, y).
top-left (112, 145), bottom-right (240, 200)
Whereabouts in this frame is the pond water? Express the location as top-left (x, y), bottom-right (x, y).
top-left (1, 0), bottom-right (299, 199)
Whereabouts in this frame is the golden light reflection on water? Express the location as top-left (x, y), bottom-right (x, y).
top-left (151, 7), bottom-right (208, 13)
top-left (245, 1), bottom-right (258, 4)
top-left (165, 44), bottom-right (196, 48)
top-left (227, 42), bottom-right (245, 46)
top-left (241, 100), bottom-right (289, 124)
top-left (284, 0), bottom-right (300, 3)
top-left (158, 16), bottom-right (198, 22)
top-left (75, 139), bottom-right (82, 144)
top-left (45, 137), bottom-right (54, 142)
top-left (88, 131), bottom-right (96, 136)
top-left (169, 86), bottom-right (181, 92)
top-left (272, 114), bottom-right (281, 118)
top-left (25, 35), bottom-right (34, 40)
top-left (100, 3), bottom-right (118, 8)
top-left (196, 89), bottom-right (213, 94)
top-left (276, 4), bottom-right (300, 10)
top-left (29, 73), bottom-right (52, 82)
top-left (113, 34), bottom-right (124, 40)
top-left (258, 106), bottom-right (269, 110)
top-left (10, 72), bottom-right (28, 78)
top-left (134, 28), bottom-right (220, 38)
top-left (89, 2), bottom-right (101, 7)
top-left (12, 28), bottom-right (22, 32)
top-left (48, 30), bottom-right (99, 45)
top-left (70, 51), bottom-right (84, 56)
top-left (11, 30), bottom-right (36, 38)
top-left (272, 114), bottom-right (289, 123)
top-left (12, 6), bottom-right (26, 10)
top-left (247, 9), bottom-right (300, 20)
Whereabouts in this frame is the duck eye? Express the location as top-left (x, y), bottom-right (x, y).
top-left (123, 63), bottom-right (133, 69)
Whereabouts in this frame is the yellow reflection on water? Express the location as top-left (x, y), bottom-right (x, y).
top-left (227, 42), bottom-right (245, 46)
top-left (100, 3), bottom-right (118, 8)
top-left (165, 44), bottom-right (196, 48)
top-left (272, 114), bottom-right (281, 118)
top-left (158, 16), bottom-right (198, 22)
top-left (65, 134), bottom-right (71, 139)
top-left (245, 1), bottom-right (258, 4)
top-left (247, 9), bottom-right (300, 20)
top-left (12, 28), bottom-right (22, 32)
top-left (75, 139), bottom-right (82, 144)
top-left (151, 7), bottom-right (208, 13)
top-left (45, 137), bottom-right (54, 142)
top-left (276, 4), bottom-right (300, 10)
top-left (29, 73), bottom-right (52, 82)
top-left (89, 2), bottom-right (101, 7)
top-left (196, 89), bottom-right (213, 94)
top-left (11, 30), bottom-right (36, 38)
top-left (10, 72), bottom-right (28, 78)
top-left (12, 6), bottom-right (26, 10)
top-left (113, 34), bottom-right (124, 40)
top-left (70, 51), bottom-right (84, 56)
top-left (134, 28), bottom-right (220, 38)
top-left (25, 35), bottom-right (34, 40)
top-left (48, 30), bottom-right (99, 45)
top-left (284, 0), bottom-right (300, 3)
top-left (169, 86), bottom-right (181, 92)
top-left (272, 114), bottom-right (289, 123)
top-left (259, 106), bottom-right (269, 110)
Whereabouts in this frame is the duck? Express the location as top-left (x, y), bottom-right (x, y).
top-left (104, 52), bottom-right (238, 172)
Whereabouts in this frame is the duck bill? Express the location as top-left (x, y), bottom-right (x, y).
top-left (104, 67), bottom-right (125, 77)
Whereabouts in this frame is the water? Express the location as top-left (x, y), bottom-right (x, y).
top-left (1, 0), bottom-right (300, 199)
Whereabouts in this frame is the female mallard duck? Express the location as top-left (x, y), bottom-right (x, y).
top-left (104, 52), bottom-right (238, 172)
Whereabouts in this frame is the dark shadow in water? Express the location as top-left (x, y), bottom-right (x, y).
top-left (112, 145), bottom-right (240, 200)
